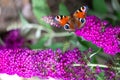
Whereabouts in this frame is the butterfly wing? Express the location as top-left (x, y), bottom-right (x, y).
top-left (72, 6), bottom-right (88, 29)
top-left (54, 15), bottom-right (76, 32)
top-left (54, 6), bottom-right (88, 32)
top-left (54, 15), bottom-right (70, 27)
top-left (73, 6), bottom-right (88, 18)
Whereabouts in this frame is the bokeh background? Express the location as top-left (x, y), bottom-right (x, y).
top-left (0, 0), bottom-right (120, 80)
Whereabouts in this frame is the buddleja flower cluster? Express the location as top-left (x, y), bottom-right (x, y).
top-left (0, 29), bottom-right (26, 48)
top-left (42, 15), bottom-right (120, 55)
top-left (0, 48), bottom-right (115, 80)
top-left (75, 16), bottom-right (120, 55)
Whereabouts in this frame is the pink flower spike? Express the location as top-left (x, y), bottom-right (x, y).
top-left (42, 16), bottom-right (60, 28)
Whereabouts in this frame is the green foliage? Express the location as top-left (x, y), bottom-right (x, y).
top-left (63, 42), bottom-right (70, 52)
top-left (96, 72), bottom-right (105, 80)
top-left (92, 0), bottom-right (107, 14)
top-left (78, 39), bottom-right (89, 51)
top-left (30, 0), bottom-right (53, 49)
top-left (111, 0), bottom-right (120, 23)
top-left (116, 12), bottom-right (120, 21)
top-left (91, 56), bottom-right (98, 63)
top-left (88, 0), bottom-right (108, 19)
top-left (32, 0), bottom-right (50, 19)
top-left (30, 35), bottom-right (49, 49)
top-left (89, 0), bottom-right (120, 25)
top-left (111, 0), bottom-right (120, 12)
top-left (59, 2), bottom-right (70, 15)
top-left (32, 0), bottom-right (51, 29)
top-left (77, 37), bottom-right (99, 51)
top-left (19, 13), bottom-right (28, 25)
top-left (47, 43), bottom-right (63, 50)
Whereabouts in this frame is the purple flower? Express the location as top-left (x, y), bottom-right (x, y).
top-left (75, 16), bottom-right (120, 55)
top-left (0, 29), bottom-right (26, 48)
top-left (42, 15), bottom-right (120, 55)
top-left (0, 48), bottom-right (96, 79)
top-left (104, 68), bottom-right (116, 80)
top-left (0, 48), bottom-right (116, 79)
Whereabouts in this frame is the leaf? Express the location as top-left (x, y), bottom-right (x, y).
top-left (88, 10), bottom-right (106, 19)
top-left (32, 0), bottom-right (50, 19)
top-left (91, 56), bottom-right (98, 63)
top-left (93, 0), bottom-right (107, 14)
top-left (116, 12), bottom-right (120, 21)
top-left (77, 37), bottom-right (89, 51)
top-left (111, 0), bottom-right (120, 12)
top-left (19, 12), bottom-right (28, 25)
top-left (30, 35), bottom-right (49, 49)
top-left (96, 72), bottom-right (105, 80)
top-left (47, 43), bottom-right (63, 50)
top-left (77, 37), bottom-right (99, 51)
top-left (59, 2), bottom-right (70, 15)
top-left (88, 43), bottom-right (99, 51)
top-left (63, 42), bottom-right (70, 52)
top-left (32, 0), bottom-right (51, 29)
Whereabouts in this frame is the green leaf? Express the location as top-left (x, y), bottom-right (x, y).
top-left (59, 2), bottom-right (70, 15)
top-left (63, 42), bottom-right (70, 52)
top-left (77, 37), bottom-right (89, 51)
top-left (96, 72), bottom-right (105, 80)
top-left (91, 56), bottom-right (98, 63)
top-left (19, 13), bottom-right (28, 25)
top-left (93, 0), bottom-right (107, 14)
top-left (32, 0), bottom-right (51, 29)
top-left (77, 37), bottom-right (99, 51)
top-left (30, 35), bottom-right (49, 49)
top-left (47, 43), bottom-right (63, 50)
top-left (89, 43), bottom-right (99, 51)
top-left (116, 12), bottom-right (120, 21)
top-left (32, 0), bottom-right (50, 19)
top-left (88, 10), bottom-right (106, 19)
top-left (111, 0), bottom-right (120, 12)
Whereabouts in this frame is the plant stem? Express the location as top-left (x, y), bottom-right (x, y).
top-left (0, 38), bottom-right (5, 46)
top-left (89, 48), bottom-right (102, 58)
top-left (54, 32), bottom-right (72, 37)
top-left (73, 63), bottom-right (120, 70)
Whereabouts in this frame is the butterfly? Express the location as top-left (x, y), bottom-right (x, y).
top-left (54, 6), bottom-right (88, 32)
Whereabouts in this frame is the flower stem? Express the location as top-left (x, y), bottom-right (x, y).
top-left (73, 63), bottom-right (120, 70)
top-left (0, 38), bottom-right (5, 46)
top-left (89, 48), bottom-right (102, 58)
top-left (54, 32), bottom-right (72, 37)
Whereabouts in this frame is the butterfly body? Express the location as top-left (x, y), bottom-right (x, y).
top-left (54, 6), bottom-right (88, 32)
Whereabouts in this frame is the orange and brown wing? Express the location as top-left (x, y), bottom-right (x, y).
top-left (54, 15), bottom-right (70, 27)
top-left (73, 6), bottom-right (88, 18)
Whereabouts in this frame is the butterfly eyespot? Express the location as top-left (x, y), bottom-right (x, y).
top-left (80, 6), bottom-right (88, 12)
top-left (79, 18), bottom-right (86, 23)
top-left (81, 6), bottom-right (84, 10)
top-left (81, 7), bottom-right (84, 11)
top-left (56, 16), bottom-right (60, 19)
top-left (64, 24), bottom-right (70, 30)
top-left (54, 16), bottom-right (61, 22)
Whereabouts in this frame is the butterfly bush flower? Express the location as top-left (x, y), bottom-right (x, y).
top-left (0, 29), bottom-right (26, 48)
top-left (0, 48), bottom-right (116, 79)
top-left (42, 16), bottom-right (120, 55)
top-left (75, 16), bottom-right (120, 55)
top-left (0, 48), bottom-right (97, 79)
top-left (42, 16), bottom-right (60, 27)
top-left (42, 15), bottom-right (120, 55)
